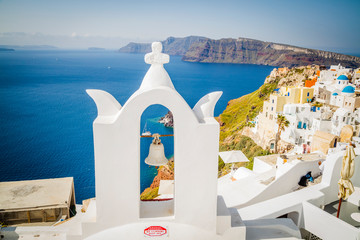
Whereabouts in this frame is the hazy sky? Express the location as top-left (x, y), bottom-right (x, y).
top-left (0, 0), bottom-right (359, 52)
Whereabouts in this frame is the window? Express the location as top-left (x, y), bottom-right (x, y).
top-left (271, 107), bottom-right (273, 111)
top-left (266, 112), bottom-right (268, 117)
top-left (307, 92), bottom-right (310, 97)
top-left (270, 143), bottom-right (275, 149)
top-left (272, 99), bottom-right (274, 103)
top-left (270, 114), bottom-right (273, 120)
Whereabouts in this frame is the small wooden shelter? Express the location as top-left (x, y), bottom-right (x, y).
top-left (0, 177), bottom-right (76, 225)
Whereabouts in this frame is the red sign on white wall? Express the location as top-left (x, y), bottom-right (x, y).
top-left (144, 226), bottom-right (167, 237)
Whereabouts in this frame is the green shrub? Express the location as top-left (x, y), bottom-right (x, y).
top-left (219, 81), bottom-right (279, 142)
top-left (217, 77), bottom-right (279, 177)
top-left (294, 68), bottom-right (304, 74)
top-left (140, 187), bottom-right (159, 200)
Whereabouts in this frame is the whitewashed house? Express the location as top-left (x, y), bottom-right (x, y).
top-left (354, 69), bottom-right (360, 88)
top-left (315, 85), bottom-right (332, 104)
top-left (335, 74), bottom-right (350, 89)
top-left (281, 103), bottom-right (321, 148)
top-left (354, 108), bottom-right (360, 137)
top-left (311, 117), bottom-right (332, 136)
top-left (319, 64), bottom-right (351, 83)
top-left (331, 107), bottom-right (357, 136)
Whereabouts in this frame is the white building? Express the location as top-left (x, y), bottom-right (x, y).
top-left (314, 85), bottom-right (332, 104)
top-left (331, 107), bottom-right (357, 136)
top-left (354, 69), bottom-right (360, 88)
top-left (354, 108), bottom-right (360, 137)
top-left (319, 64), bottom-right (351, 83)
top-left (281, 103), bottom-right (321, 148)
top-left (335, 74), bottom-right (350, 89)
top-left (319, 74), bottom-right (353, 94)
top-left (311, 117), bottom-right (332, 135)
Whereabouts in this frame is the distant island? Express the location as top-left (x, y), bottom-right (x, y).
top-left (88, 47), bottom-right (105, 51)
top-left (0, 48), bottom-right (15, 52)
top-left (0, 45), bottom-right (58, 50)
top-left (119, 36), bottom-right (360, 68)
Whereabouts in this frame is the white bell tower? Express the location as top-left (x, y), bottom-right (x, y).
top-left (82, 42), bottom-right (246, 239)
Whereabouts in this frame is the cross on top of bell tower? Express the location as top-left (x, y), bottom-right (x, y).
top-left (145, 42), bottom-right (169, 65)
top-left (139, 42), bottom-right (174, 90)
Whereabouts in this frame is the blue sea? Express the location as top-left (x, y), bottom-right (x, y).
top-left (0, 50), bottom-right (273, 203)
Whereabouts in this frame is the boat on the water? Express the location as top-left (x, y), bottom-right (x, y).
top-left (142, 121), bottom-right (151, 136)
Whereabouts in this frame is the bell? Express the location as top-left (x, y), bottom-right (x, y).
top-left (145, 133), bottom-right (168, 166)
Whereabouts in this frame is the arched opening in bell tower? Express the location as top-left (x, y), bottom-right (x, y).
top-left (139, 104), bottom-right (175, 218)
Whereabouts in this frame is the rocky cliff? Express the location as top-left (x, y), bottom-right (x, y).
top-left (159, 111), bottom-right (174, 128)
top-left (265, 65), bottom-right (320, 87)
top-left (140, 158), bottom-right (174, 200)
top-left (183, 38), bottom-right (360, 68)
top-left (119, 36), bottom-right (360, 68)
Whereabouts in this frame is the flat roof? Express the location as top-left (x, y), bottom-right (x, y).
top-left (0, 177), bottom-right (74, 212)
top-left (255, 153), bottom-right (326, 166)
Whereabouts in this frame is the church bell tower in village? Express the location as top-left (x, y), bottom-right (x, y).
top-left (81, 42), bottom-right (246, 239)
